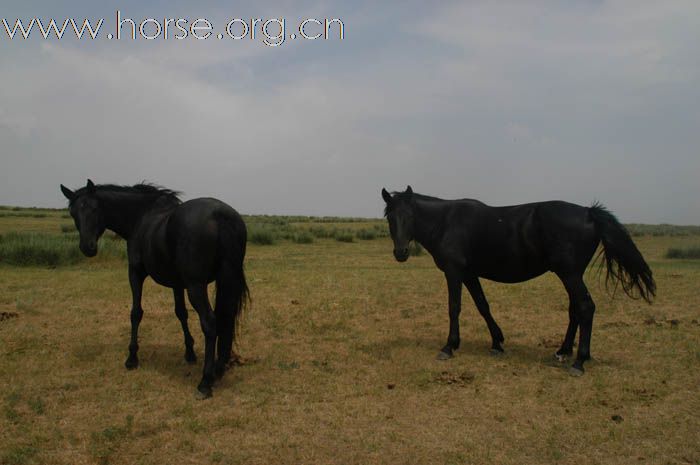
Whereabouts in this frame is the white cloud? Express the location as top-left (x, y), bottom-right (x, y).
top-left (0, 1), bottom-right (698, 222)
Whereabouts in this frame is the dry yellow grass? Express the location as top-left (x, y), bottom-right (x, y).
top-left (1, 214), bottom-right (699, 465)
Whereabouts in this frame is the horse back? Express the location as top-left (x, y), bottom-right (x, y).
top-left (134, 198), bottom-right (244, 287)
top-left (461, 201), bottom-right (598, 282)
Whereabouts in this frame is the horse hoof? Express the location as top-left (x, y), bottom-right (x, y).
top-left (196, 387), bottom-right (212, 399)
top-left (555, 353), bottom-right (568, 363)
top-left (436, 351), bottom-right (453, 361)
top-left (125, 358), bottom-right (139, 370)
top-left (568, 366), bottom-right (584, 377)
top-left (185, 353), bottom-right (197, 364)
top-left (490, 348), bottom-right (504, 356)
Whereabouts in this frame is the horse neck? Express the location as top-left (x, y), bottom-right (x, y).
top-left (412, 198), bottom-right (449, 249)
top-left (97, 191), bottom-right (159, 240)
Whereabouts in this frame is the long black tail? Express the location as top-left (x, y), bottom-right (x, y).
top-left (215, 213), bottom-right (250, 345)
top-left (589, 202), bottom-right (656, 303)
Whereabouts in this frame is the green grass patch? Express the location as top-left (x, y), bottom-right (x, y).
top-left (666, 245), bottom-right (700, 259)
top-left (627, 224), bottom-right (700, 237)
top-left (0, 212), bottom-right (48, 218)
top-left (292, 232), bottom-right (314, 244)
top-left (334, 231), bottom-right (355, 243)
top-left (1, 445), bottom-right (39, 465)
top-left (356, 229), bottom-right (377, 240)
top-left (308, 226), bottom-right (335, 239)
top-left (0, 232), bottom-right (125, 267)
top-left (89, 415), bottom-right (133, 465)
top-left (0, 232), bottom-right (83, 267)
top-left (249, 229), bottom-right (277, 245)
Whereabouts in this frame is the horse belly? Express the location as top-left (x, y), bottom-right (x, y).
top-left (479, 266), bottom-right (547, 283)
top-left (146, 264), bottom-right (183, 288)
top-left (141, 235), bottom-right (183, 287)
top-left (477, 252), bottom-right (548, 283)
top-left (476, 207), bottom-right (550, 282)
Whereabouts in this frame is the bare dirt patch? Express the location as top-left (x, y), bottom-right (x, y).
top-left (0, 311), bottom-right (19, 322)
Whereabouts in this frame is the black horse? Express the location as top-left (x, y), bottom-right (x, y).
top-left (381, 186), bottom-right (655, 375)
top-left (61, 180), bottom-right (248, 398)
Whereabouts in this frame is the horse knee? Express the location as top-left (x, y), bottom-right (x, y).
top-left (199, 312), bottom-right (216, 337)
top-left (130, 307), bottom-right (143, 325)
top-left (578, 299), bottom-right (595, 324)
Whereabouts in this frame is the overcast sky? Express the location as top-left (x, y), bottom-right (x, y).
top-left (1, 1), bottom-right (698, 223)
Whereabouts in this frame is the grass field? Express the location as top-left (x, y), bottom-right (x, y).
top-left (1, 209), bottom-right (699, 465)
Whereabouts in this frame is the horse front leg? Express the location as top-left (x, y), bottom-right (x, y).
top-left (555, 303), bottom-right (578, 362)
top-left (173, 288), bottom-right (196, 364)
top-left (125, 266), bottom-right (146, 369)
top-left (437, 272), bottom-right (463, 360)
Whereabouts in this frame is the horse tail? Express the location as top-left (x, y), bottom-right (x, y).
top-left (215, 212), bottom-right (250, 346)
top-left (588, 202), bottom-right (655, 303)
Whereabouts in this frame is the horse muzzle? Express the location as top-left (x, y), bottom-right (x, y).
top-left (393, 248), bottom-right (409, 262)
top-left (80, 242), bottom-right (98, 257)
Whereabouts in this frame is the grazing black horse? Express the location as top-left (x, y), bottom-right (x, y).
top-left (61, 180), bottom-right (248, 398)
top-left (381, 186), bottom-right (655, 375)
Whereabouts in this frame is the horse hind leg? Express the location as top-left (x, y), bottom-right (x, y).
top-left (557, 273), bottom-right (595, 376)
top-left (571, 294), bottom-right (595, 375)
top-left (214, 294), bottom-right (233, 379)
top-left (186, 284), bottom-right (217, 399)
top-left (213, 262), bottom-right (239, 379)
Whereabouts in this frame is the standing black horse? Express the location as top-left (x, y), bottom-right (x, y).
top-left (61, 180), bottom-right (248, 398)
top-left (381, 186), bottom-right (655, 375)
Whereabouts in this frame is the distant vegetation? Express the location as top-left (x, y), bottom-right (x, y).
top-left (0, 206), bottom-right (63, 212)
top-left (0, 211), bottom-right (49, 218)
top-left (245, 216), bottom-right (388, 246)
top-left (0, 205), bottom-right (63, 219)
top-left (292, 232), bottom-right (315, 244)
top-left (334, 232), bottom-right (355, 243)
top-left (0, 232), bottom-right (125, 267)
top-left (626, 223), bottom-right (700, 237)
top-left (2, 206), bottom-right (700, 267)
top-left (666, 245), bottom-right (700, 259)
top-left (0, 209), bottom-right (391, 266)
top-left (0, 232), bottom-right (83, 267)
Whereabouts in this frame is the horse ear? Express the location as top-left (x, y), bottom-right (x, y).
top-left (86, 179), bottom-right (96, 193)
top-left (406, 185), bottom-right (413, 195)
top-left (381, 188), bottom-right (392, 204)
top-left (60, 184), bottom-right (74, 200)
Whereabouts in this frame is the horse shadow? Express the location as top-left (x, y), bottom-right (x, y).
top-left (396, 334), bottom-right (615, 373)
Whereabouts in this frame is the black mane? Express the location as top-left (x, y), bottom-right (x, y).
top-left (71, 183), bottom-right (181, 206)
